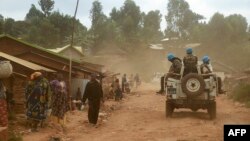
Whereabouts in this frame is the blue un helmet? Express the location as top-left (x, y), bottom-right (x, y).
top-left (167, 53), bottom-right (175, 61)
top-left (202, 56), bottom-right (210, 64)
top-left (186, 48), bottom-right (193, 54)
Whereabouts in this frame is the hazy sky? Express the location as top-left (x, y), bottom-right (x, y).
top-left (0, 0), bottom-right (250, 31)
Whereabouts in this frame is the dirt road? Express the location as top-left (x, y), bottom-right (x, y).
top-left (22, 83), bottom-right (250, 141)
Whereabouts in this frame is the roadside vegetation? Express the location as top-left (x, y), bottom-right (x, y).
top-left (230, 83), bottom-right (250, 108)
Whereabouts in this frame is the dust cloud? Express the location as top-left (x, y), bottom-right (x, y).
top-left (84, 41), bottom-right (250, 82)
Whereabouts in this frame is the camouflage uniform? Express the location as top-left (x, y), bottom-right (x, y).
top-left (168, 58), bottom-right (182, 74)
top-left (200, 63), bottom-right (212, 74)
top-left (159, 58), bottom-right (182, 93)
top-left (183, 54), bottom-right (198, 75)
top-left (200, 63), bottom-right (224, 93)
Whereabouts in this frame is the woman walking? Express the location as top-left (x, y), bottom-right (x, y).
top-left (25, 72), bottom-right (49, 132)
top-left (50, 74), bottom-right (69, 125)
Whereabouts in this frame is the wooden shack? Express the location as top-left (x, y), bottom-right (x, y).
top-left (0, 35), bottom-right (104, 78)
top-left (0, 52), bottom-right (55, 113)
top-left (0, 34), bottom-right (105, 105)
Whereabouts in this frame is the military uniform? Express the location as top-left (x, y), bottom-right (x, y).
top-left (200, 63), bottom-right (212, 74)
top-left (168, 58), bottom-right (182, 74)
top-left (183, 54), bottom-right (198, 75)
top-left (200, 63), bottom-right (224, 94)
top-left (158, 57), bottom-right (182, 93)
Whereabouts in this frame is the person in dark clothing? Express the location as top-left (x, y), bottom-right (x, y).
top-left (82, 74), bottom-right (104, 125)
top-left (201, 56), bottom-right (226, 94)
top-left (183, 48), bottom-right (198, 75)
top-left (121, 74), bottom-right (127, 93)
top-left (134, 73), bottom-right (141, 88)
top-left (157, 53), bottom-right (182, 94)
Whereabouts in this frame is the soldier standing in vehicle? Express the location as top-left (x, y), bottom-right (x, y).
top-left (156, 53), bottom-right (182, 94)
top-left (201, 56), bottom-right (226, 94)
top-left (183, 48), bottom-right (198, 75)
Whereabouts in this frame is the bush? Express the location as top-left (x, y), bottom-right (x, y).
top-left (8, 111), bottom-right (17, 121)
top-left (230, 83), bottom-right (250, 105)
top-left (245, 101), bottom-right (250, 108)
top-left (8, 132), bottom-right (22, 141)
top-left (8, 124), bottom-right (23, 141)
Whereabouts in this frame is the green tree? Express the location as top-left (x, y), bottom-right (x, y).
top-left (38, 0), bottom-right (55, 17)
top-left (110, 8), bottom-right (124, 45)
top-left (90, 0), bottom-right (107, 50)
top-left (0, 14), bottom-right (4, 34)
top-left (25, 4), bottom-right (44, 22)
top-left (208, 13), bottom-right (230, 43)
top-left (225, 14), bottom-right (248, 42)
top-left (11, 21), bottom-right (28, 37)
top-left (165, 0), bottom-right (203, 39)
top-left (64, 18), bottom-right (89, 47)
top-left (3, 18), bottom-right (15, 36)
top-left (24, 18), bottom-right (60, 48)
top-left (110, 8), bottom-right (121, 22)
top-left (109, 0), bottom-right (143, 48)
top-left (142, 10), bottom-right (163, 43)
top-left (189, 22), bottom-right (208, 42)
top-left (120, 0), bottom-right (141, 44)
top-left (23, 4), bottom-right (88, 48)
top-left (49, 11), bottom-right (75, 45)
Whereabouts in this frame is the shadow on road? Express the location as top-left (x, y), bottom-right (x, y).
top-left (171, 111), bottom-right (211, 120)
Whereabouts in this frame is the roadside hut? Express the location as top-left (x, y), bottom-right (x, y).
top-left (0, 52), bottom-right (55, 113)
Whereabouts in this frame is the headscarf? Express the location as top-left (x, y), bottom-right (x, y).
top-left (30, 72), bottom-right (42, 80)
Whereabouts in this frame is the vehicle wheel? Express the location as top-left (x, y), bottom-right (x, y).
top-left (166, 101), bottom-right (174, 117)
top-left (207, 101), bottom-right (216, 120)
top-left (181, 73), bottom-right (205, 98)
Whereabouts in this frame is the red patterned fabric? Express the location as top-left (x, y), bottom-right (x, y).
top-left (0, 99), bottom-right (8, 127)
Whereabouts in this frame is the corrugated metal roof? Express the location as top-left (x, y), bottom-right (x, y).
top-left (47, 44), bottom-right (84, 55)
top-left (0, 35), bottom-right (104, 74)
top-left (0, 35), bottom-right (81, 63)
top-left (0, 52), bottom-right (56, 72)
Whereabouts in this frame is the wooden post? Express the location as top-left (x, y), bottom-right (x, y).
top-left (69, 0), bottom-right (79, 110)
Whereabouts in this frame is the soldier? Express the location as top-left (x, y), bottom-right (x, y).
top-left (183, 48), bottom-right (198, 75)
top-left (156, 53), bottom-right (182, 94)
top-left (200, 56), bottom-right (213, 74)
top-left (201, 56), bottom-right (226, 94)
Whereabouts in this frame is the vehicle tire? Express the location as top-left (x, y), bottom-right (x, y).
top-left (207, 101), bottom-right (216, 120)
top-left (166, 101), bottom-right (174, 117)
top-left (181, 73), bottom-right (205, 98)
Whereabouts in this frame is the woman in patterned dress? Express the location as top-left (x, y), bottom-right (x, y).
top-left (25, 72), bottom-right (49, 132)
top-left (50, 74), bottom-right (69, 125)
